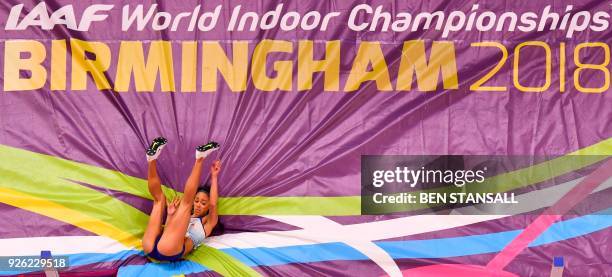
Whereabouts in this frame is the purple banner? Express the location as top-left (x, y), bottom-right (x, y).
top-left (0, 1), bottom-right (610, 276)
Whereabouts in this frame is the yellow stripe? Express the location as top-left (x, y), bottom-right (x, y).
top-left (569, 137), bottom-right (612, 155)
top-left (0, 186), bottom-right (141, 249)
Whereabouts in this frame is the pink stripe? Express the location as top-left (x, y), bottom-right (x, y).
top-left (401, 263), bottom-right (517, 277)
top-left (486, 158), bottom-right (612, 271)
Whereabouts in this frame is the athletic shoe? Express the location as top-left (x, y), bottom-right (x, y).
top-left (146, 137), bottom-right (167, 161)
top-left (195, 141), bottom-right (220, 159)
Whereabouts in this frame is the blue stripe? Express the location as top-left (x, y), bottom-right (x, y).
top-left (377, 230), bottom-right (522, 259)
top-left (0, 250), bottom-right (141, 276)
top-left (67, 250), bottom-right (142, 267)
top-left (530, 208), bottom-right (612, 246)
top-left (0, 250), bottom-right (209, 277)
top-left (224, 209), bottom-right (612, 263)
top-left (2, 209), bottom-right (610, 276)
top-left (222, 242), bottom-right (369, 266)
top-left (117, 260), bottom-right (208, 277)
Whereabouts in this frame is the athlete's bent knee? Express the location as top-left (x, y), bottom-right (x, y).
top-left (156, 239), bottom-right (181, 256)
top-left (142, 239), bottom-right (154, 254)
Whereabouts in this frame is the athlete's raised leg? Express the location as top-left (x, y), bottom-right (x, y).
top-left (157, 141), bottom-right (219, 255)
top-left (142, 137), bottom-right (168, 254)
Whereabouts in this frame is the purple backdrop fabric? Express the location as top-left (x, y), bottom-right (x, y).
top-left (0, 0), bottom-right (610, 276)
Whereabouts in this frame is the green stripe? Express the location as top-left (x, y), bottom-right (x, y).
top-left (0, 144), bottom-right (177, 199)
top-left (0, 166), bottom-right (148, 237)
top-left (473, 155), bottom-right (607, 193)
top-left (219, 196), bottom-right (360, 215)
top-left (0, 145), bottom-right (260, 276)
top-left (188, 245), bottom-right (261, 276)
top-left (1, 137), bottom-right (611, 216)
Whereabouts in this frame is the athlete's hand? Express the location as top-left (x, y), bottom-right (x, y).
top-left (211, 160), bottom-right (221, 177)
top-left (166, 196), bottom-right (181, 216)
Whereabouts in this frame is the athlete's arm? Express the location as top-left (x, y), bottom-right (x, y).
top-left (165, 196), bottom-right (180, 226)
top-left (204, 160), bottom-right (221, 235)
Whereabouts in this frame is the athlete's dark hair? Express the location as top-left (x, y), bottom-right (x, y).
top-left (197, 186), bottom-right (210, 195)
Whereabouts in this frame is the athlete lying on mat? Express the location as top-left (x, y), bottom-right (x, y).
top-left (142, 137), bottom-right (221, 261)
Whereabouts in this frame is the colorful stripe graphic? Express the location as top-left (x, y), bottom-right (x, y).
top-left (0, 138), bottom-right (610, 276)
